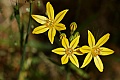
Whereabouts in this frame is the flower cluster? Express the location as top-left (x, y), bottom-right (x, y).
top-left (32, 2), bottom-right (114, 72)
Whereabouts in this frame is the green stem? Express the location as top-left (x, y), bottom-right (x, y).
top-left (17, 2), bottom-right (32, 80)
top-left (66, 71), bottom-right (70, 80)
top-left (59, 31), bottom-right (62, 34)
top-left (13, 3), bottom-right (23, 50)
top-left (66, 64), bottom-right (70, 80)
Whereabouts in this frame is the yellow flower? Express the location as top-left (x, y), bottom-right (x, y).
top-left (32, 2), bottom-right (68, 44)
top-left (52, 36), bottom-right (82, 68)
top-left (80, 30), bottom-right (114, 72)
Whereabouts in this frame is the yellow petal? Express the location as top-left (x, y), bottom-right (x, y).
top-left (74, 48), bottom-right (84, 55)
top-left (79, 46), bottom-right (91, 53)
top-left (32, 25), bottom-right (49, 34)
top-left (70, 36), bottom-right (80, 49)
top-left (46, 2), bottom-right (54, 19)
top-left (94, 56), bottom-right (103, 72)
top-left (100, 47), bottom-right (114, 56)
top-left (70, 54), bottom-right (79, 68)
top-left (81, 52), bottom-right (92, 68)
top-left (61, 54), bottom-right (69, 64)
top-left (32, 15), bottom-right (47, 24)
top-left (96, 33), bottom-right (110, 47)
top-left (52, 48), bottom-right (65, 55)
top-left (48, 28), bottom-right (56, 44)
top-left (88, 30), bottom-right (95, 47)
top-left (54, 9), bottom-right (68, 24)
top-left (55, 23), bottom-right (66, 31)
top-left (62, 37), bottom-right (69, 49)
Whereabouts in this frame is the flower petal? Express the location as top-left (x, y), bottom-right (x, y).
top-left (94, 56), bottom-right (103, 72)
top-left (52, 48), bottom-right (65, 55)
top-left (74, 48), bottom-right (84, 55)
top-left (32, 25), bottom-right (49, 34)
top-left (61, 54), bottom-right (69, 64)
top-left (70, 36), bottom-right (80, 49)
top-left (100, 47), bottom-right (114, 56)
top-left (96, 33), bottom-right (110, 47)
top-left (81, 52), bottom-right (92, 68)
top-left (70, 54), bottom-right (79, 68)
top-left (48, 28), bottom-right (56, 44)
top-left (79, 46), bottom-right (91, 53)
top-left (46, 2), bottom-right (54, 19)
top-left (88, 30), bottom-right (95, 47)
top-left (55, 23), bottom-right (66, 31)
top-left (54, 9), bottom-right (68, 24)
top-left (32, 15), bottom-right (47, 24)
top-left (62, 37), bottom-right (69, 49)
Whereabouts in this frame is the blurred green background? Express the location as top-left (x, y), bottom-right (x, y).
top-left (0, 0), bottom-right (120, 80)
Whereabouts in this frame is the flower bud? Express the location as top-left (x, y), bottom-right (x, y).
top-left (70, 22), bottom-right (77, 34)
top-left (60, 33), bottom-right (66, 40)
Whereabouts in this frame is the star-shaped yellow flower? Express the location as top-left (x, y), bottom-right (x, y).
top-left (80, 30), bottom-right (114, 72)
top-left (32, 2), bottom-right (68, 44)
top-left (52, 36), bottom-right (83, 68)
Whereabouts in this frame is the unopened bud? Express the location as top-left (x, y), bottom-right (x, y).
top-left (60, 33), bottom-right (66, 40)
top-left (70, 22), bottom-right (77, 34)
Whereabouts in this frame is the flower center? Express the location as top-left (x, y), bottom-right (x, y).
top-left (91, 47), bottom-right (100, 57)
top-left (46, 19), bottom-right (54, 28)
top-left (66, 48), bottom-right (73, 55)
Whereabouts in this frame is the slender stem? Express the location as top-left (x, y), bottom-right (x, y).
top-left (13, 3), bottom-right (23, 50)
top-left (17, 2), bottom-right (32, 80)
top-left (20, 25), bottom-right (24, 52)
top-left (66, 72), bottom-right (70, 80)
top-left (59, 31), bottom-right (62, 34)
top-left (66, 64), bottom-right (70, 80)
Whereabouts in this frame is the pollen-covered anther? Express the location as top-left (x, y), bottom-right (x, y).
top-left (91, 47), bottom-right (101, 57)
top-left (66, 48), bottom-right (73, 55)
top-left (46, 19), bottom-right (54, 28)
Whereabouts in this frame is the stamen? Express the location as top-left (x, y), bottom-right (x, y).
top-left (91, 47), bottom-right (101, 57)
top-left (46, 19), bottom-right (54, 28)
top-left (66, 48), bottom-right (73, 55)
